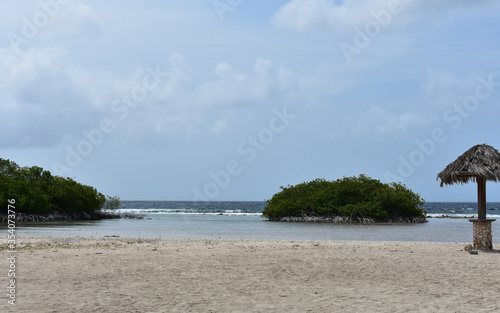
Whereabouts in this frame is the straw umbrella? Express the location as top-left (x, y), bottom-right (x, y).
top-left (437, 143), bottom-right (500, 250)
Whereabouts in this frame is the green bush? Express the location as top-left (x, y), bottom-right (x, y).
top-left (104, 195), bottom-right (121, 211)
top-left (0, 158), bottom-right (116, 216)
top-left (262, 175), bottom-right (426, 222)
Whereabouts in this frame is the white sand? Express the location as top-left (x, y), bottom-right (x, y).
top-left (2, 237), bottom-right (500, 313)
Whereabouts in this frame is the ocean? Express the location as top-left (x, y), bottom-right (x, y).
top-left (9, 201), bottom-right (500, 243)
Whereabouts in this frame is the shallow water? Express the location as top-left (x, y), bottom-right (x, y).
top-left (9, 215), bottom-right (499, 243)
top-left (4, 201), bottom-right (500, 243)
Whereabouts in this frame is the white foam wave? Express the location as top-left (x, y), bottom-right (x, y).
top-left (426, 213), bottom-right (500, 219)
top-left (116, 209), bottom-right (262, 216)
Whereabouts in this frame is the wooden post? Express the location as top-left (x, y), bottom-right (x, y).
top-left (477, 176), bottom-right (486, 220)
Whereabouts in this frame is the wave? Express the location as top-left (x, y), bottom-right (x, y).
top-left (426, 213), bottom-right (500, 219)
top-left (116, 210), bottom-right (500, 219)
top-left (114, 201), bottom-right (500, 219)
top-left (115, 209), bottom-right (262, 216)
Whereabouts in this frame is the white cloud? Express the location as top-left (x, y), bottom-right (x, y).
top-left (272, 0), bottom-right (364, 32)
top-left (210, 119), bottom-right (229, 134)
top-left (124, 57), bottom-right (299, 142)
top-left (4, 0), bottom-right (103, 51)
top-left (272, 0), bottom-right (498, 33)
top-left (0, 47), bottom-right (110, 148)
top-left (422, 67), bottom-right (498, 110)
top-left (193, 58), bottom-right (294, 109)
top-left (350, 67), bottom-right (500, 140)
top-left (0, 46), bottom-right (301, 149)
top-left (351, 105), bottom-right (430, 139)
top-left (45, 1), bottom-right (103, 39)
top-left (0, 47), bottom-right (187, 148)
top-left (145, 53), bottom-right (191, 104)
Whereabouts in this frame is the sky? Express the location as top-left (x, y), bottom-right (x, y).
top-left (1, 0), bottom-right (500, 202)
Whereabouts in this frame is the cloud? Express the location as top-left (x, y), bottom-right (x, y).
top-left (4, 0), bottom-right (103, 50)
top-left (0, 47), bottom-right (111, 148)
top-left (210, 119), bottom-right (229, 134)
top-left (350, 105), bottom-right (430, 139)
top-left (0, 46), bottom-right (300, 149)
top-left (193, 58), bottom-right (294, 109)
top-left (272, 0), bottom-right (498, 33)
top-left (422, 67), bottom-right (499, 110)
top-left (422, 67), bottom-right (478, 109)
top-left (0, 47), bottom-right (189, 149)
top-left (350, 67), bottom-right (500, 140)
top-left (45, 1), bottom-right (103, 39)
top-left (123, 57), bottom-right (298, 144)
top-left (272, 0), bottom-right (364, 33)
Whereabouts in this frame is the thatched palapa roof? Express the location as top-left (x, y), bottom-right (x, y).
top-left (437, 144), bottom-right (500, 187)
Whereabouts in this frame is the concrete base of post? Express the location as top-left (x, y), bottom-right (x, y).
top-left (468, 219), bottom-right (496, 250)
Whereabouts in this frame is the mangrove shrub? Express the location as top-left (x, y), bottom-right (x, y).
top-left (0, 158), bottom-right (119, 218)
top-left (262, 175), bottom-right (426, 223)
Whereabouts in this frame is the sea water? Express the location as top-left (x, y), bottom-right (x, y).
top-left (9, 201), bottom-right (500, 243)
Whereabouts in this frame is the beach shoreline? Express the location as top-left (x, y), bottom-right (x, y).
top-left (2, 236), bottom-right (500, 312)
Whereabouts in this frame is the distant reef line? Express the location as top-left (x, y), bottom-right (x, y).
top-left (426, 215), bottom-right (476, 219)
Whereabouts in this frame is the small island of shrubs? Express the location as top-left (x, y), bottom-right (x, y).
top-left (1, 158), bottom-right (121, 222)
top-left (263, 175), bottom-right (426, 223)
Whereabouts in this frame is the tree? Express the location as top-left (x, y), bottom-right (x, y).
top-left (104, 196), bottom-right (121, 211)
top-left (0, 158), bottom-right (118, 219)
top-left (262, 175), bottom-right (426, 223)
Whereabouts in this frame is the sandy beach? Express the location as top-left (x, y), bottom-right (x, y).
top-left (2, 237), bottom-right (500, 313)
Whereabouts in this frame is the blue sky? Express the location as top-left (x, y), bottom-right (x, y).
top-left (1, 0), bottom-right (500, 202)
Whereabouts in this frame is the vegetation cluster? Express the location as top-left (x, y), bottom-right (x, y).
top-left (263, 175), bottom-right (426, 223)
top-left (0, 158), bottom-right (120, 222)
